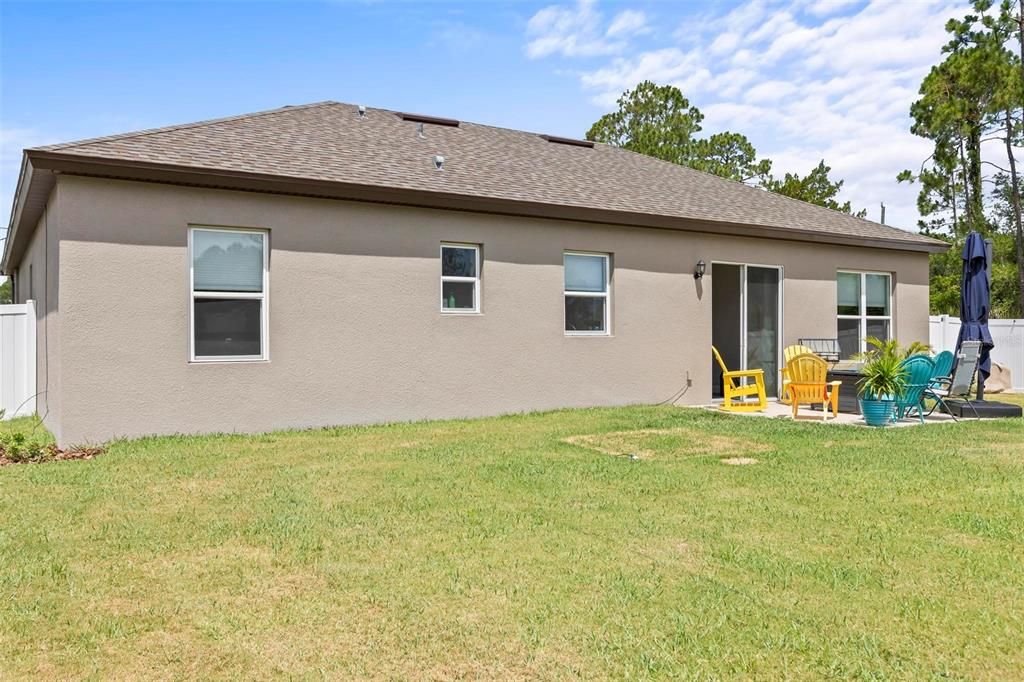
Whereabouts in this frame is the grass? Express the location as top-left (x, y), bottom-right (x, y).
top-left (1, 405), bottom-right (1022, 679)
top-left (990, 391), bottom-right (1024, 408)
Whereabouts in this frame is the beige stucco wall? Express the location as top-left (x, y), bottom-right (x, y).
top-left (14, 189), bottom-right (61, 440)
top-left (48, 175), bottom-right (928, 445)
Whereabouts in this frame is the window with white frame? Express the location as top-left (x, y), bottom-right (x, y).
top-left (837, 271), bottom-right (891, 358)
top-left (189, 227), bottom-right (268, 361)
top-left (564, 252), bottom-right (610, 334)
top-left (440, 243), bottom-right (480, 312)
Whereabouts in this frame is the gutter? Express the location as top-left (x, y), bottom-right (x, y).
top-left (3, 150), bottom-right (951, 271)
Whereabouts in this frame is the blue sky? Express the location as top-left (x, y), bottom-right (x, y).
top-left (2, 0), bottom-right (970, 244)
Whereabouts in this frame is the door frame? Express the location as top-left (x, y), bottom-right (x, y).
top-left (711, 260), bottom-right (785, 399)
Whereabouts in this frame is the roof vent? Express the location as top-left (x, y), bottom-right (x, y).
top-left (540, 134), bottom-right (594, 148)
top-left (417, 122), bottom-right (426, 139)
top-left (399, 112), bottom-right (460, 127)
top-left (357, 105), bottom-right (366, 119)
top-left (433, 155), bottom-right (445, 170)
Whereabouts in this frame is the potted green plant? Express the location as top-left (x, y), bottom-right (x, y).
top-left (856, 337), bottom-right (910, 426)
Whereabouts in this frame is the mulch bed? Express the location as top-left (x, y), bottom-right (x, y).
top-left (0, 446), bottom-right (105, 467)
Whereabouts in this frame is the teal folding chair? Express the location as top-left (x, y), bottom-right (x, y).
top-left (929, 351), bottom-right (955, 389)
top-left (894, 354), bottom-right (935, 424)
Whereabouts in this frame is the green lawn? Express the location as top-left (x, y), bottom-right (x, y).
top-left (1, 406), bottom-right (1022, 679)
top-left (991, 391), bottom-right (1024, 408)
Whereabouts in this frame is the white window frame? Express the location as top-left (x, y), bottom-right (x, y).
top-left (564, 251), bottom-right (611, 336)
top-left (837, 270), bottom-right (892, 356)
top-left (440, 242), bottom-right (480, 314)
top-left (188, 226), bottom-right (269, 363)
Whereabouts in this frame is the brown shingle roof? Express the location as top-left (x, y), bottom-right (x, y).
top-left (32, 100), bottom-right (945, 251)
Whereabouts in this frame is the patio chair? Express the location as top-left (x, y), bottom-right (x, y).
top-left (711, 346), bottom-right (767, 412)
top-left (923, 341), bottom-right (982, 420)
top-left (780, 344), bottom-right (814, 405)
top-left (893, 354), bottom-right (935, 424)
top-left (785, 353), bottom-right (841, 420)
top-left (797, 338), bottom-right (841, 363)
top-left (929, 351), bottom-right (955, 388)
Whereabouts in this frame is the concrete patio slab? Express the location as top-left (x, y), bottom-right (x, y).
top-left (701, 401), bottom-right (960, 427)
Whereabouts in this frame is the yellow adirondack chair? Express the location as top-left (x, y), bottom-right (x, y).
top-left (780, 344), bottom-right (815, 404)
top-left (785, 353), bottom-right (841, 420)
top-left (711, 345), bottom-right (767, 412)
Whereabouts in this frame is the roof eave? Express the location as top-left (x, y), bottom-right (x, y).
top-left (25, 150), bottom-right (951, 255)
top-left (2, 154), bottom-right (58, 275)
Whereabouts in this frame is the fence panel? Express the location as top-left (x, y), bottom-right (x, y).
top-left (0, 300), bottom-right (37, 419)
top-left (929, 315), bottom-right (1024, 390)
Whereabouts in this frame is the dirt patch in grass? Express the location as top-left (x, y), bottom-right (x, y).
top-left (630, 538), bottom-right (706, 573)
top-left (946, 532), bottom-right (987, 549)
top-left (984, 436), bottom-right (1024, 454)
top-left (819, 439), bottom-right (871, 449)
top-left (563, 427), bottom-right (769, 460)
top-left (721, 457), bottom-right (759, 466)
top-left (957, 435), bottom-right (1024, 468)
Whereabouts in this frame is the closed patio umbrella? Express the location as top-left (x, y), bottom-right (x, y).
top-left (955, 232), bottom-right (993, 398)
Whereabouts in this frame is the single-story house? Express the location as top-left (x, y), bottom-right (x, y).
top-left (2, 101), bottom-right (949, 445)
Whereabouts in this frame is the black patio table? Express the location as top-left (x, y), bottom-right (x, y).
top-left (808, 362), bottom-right (864, 414)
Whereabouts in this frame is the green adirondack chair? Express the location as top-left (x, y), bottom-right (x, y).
top-left (894, 354), bottom-right (935, 424)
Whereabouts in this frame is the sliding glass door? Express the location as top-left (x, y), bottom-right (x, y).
top-left (712, 263), bottom-right (782, 398)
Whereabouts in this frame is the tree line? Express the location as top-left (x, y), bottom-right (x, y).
top-left (899, 0), bottom-right (1023, 317)
top-left (585, 80), bottom-right (865, 216)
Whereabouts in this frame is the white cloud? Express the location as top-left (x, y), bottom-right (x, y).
top-left (525, 0), bottom-right (623, 58)
top-left (580, 48), bottom-right (711, 106)
top-left (762, 24), bottom-right (822, 63)
top-left (708, 32), bottom-right (740, 56)
top-left (526, 0), bottom-right (970, 231)
top-left (711, 0), bottom-right (771, 36)
top-left (730, 49), bottom-right (757, 68)
top-left (743, 80), bottom-right (799, 104)
top-left (801, 1), bottom-right (957, 72)
top-left (804, 0), bottom-right (862, 18)
top-left (747, 10), bottom-right (800, 46)
top-left (701, 102), bottom-right (777, 133)
top-left (579, 47), bottom-right (691, 89)
top-left (606, 10), bottom-right (649, 38)
top-left (710, 68), bottom-right (760, 98)
top-left (524, 0), bottom-right (657, 59)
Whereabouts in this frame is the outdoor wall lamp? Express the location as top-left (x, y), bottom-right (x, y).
top-left (694, 260), bottom-right (706, 280)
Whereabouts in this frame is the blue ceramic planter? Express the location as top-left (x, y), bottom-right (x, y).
top-left (859, 398), bottom-right (895, 426)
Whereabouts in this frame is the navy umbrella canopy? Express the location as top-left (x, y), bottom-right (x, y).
top-left (955, 232), bottom-right (993, 385)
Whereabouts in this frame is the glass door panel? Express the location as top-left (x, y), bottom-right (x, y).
top-left (711, 263), bottom-right (742, 400)
top-left (746, 266), bottom-right (780, 396)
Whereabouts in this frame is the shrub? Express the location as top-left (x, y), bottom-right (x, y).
top-left (0, 431), bottom-right (57, 463)
top-left (856, 337), bottom-right (916, 399)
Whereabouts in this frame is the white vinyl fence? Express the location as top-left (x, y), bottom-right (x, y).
top-left (0, 301), bottom-right (36, 418)
top-left (929, 315), bottom-right (1024, 390)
